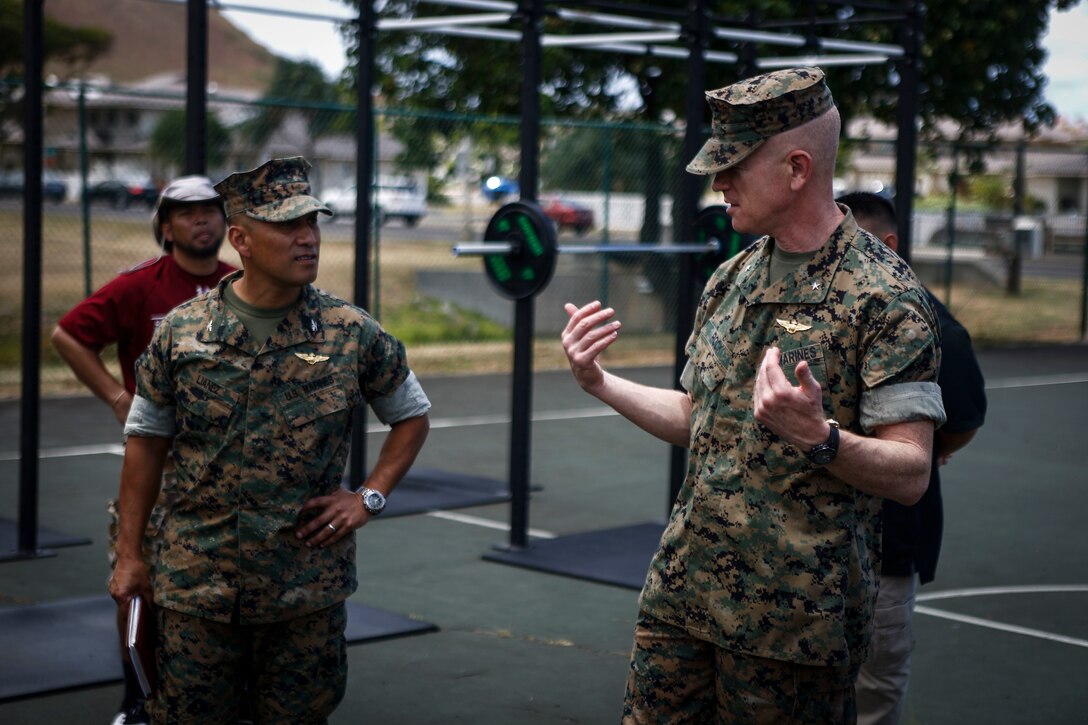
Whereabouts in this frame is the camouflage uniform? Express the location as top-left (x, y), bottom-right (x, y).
top-left (124, 158), bottom-right (426, 724)
top-left (106, 469), bottom-right (177, 569)
top-left (624, 69), bottom-right (946, 723)
top-left (154, 602), bottom-right (347, 724)
top-left (135, 271), bottom-right (408, 623)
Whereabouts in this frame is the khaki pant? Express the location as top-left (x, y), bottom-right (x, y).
top-left (855, 574), bottom-right (918, 725)
top-left (623, 611), bottom-right (857, 724)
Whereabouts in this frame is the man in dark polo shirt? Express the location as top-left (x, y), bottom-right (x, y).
top-left (838, 191), bottom-right (988, 725)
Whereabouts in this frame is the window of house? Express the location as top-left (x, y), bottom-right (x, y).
top-left (1056, 177), bottom-right (1083, 213)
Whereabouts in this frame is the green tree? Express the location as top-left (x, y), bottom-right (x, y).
top-left (149, 109), bottom-right (231, 176)
top-left (340, 0), bottom-right (1078, 139)
top-left (0, 0), bottom-right (111, 143)
top-left (241, 57), bottom-right (353, 189)
top-left (0, 0), bottom-right (111, 73)
top-left (338, 0), bottom-right (1076, 318)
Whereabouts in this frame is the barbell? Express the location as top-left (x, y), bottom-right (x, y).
top-left (452, 201), bottom-right (756, 300)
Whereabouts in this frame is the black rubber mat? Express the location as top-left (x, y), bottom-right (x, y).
top-left (483, 521), bottom-right (665, 590)
top-left (350, 467), bottom-right (510, 518)
top-left (0, 519), bottom-right (91, 555)
top-left (0, 595), bottom-right (436, 701)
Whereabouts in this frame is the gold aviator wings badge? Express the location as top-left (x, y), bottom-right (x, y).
top-left (775, 318), bottom-right (812, 334)
top-left (295, 352), bottom-right (330, 365)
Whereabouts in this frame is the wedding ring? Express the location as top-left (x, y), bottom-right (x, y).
top-left (326, 523), bottom-right (337, 532)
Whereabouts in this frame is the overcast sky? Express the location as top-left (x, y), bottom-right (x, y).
top-left (222, 1), bottom-right (1088, 122)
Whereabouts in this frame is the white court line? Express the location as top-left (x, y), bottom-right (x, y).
top-left (914, 605), bottom-right (1088, 649)
top-left (985, 372), bottom-right (1088, 390)
top-left (0, 407), bottom-right (620, 461)
top-left (8, 365), bottom-right (1086, 461)
top-left (0, 442), bottom-right (124, 462)
top-left (367, 405), bottom-right (618, 433)
top-left (915, 584), bottom-right (1088, 649)
top-left (917, 584), bottom-right (1088, 602)
top-left (426, 510), bottom-right (557, 539)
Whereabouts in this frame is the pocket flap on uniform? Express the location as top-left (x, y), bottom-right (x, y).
top-left (279, 382), bottom-right (349, 428)
top-left (180, 379), bottom-right (238, 427)
top-left (692, 329), bottom-right (730, 392)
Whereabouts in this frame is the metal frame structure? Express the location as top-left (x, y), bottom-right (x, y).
top-left (8, 0), bottom-right (47, 561)
top-left (10, 0), bottom-right (921, 560)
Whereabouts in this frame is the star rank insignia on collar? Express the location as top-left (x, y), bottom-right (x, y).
top-left (295, 352), bottom-right (330, 365)
top-left (811, 280), bottom-right (821, 291)
top-left (776, 318), bottom-right (812, 334)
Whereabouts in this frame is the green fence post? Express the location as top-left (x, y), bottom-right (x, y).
top-left (372, 120), bottom-right (381, 320)
top-left (79, 81), bottom-right (92, 297)
top-left (944, 145), bottom-right (958, 307)
top-left (1081, 150), bottom-right (1088, 341)
top-left (599, 125), bottom-right (613, 305)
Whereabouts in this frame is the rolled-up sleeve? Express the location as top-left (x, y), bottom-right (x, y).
top-left (124, 394), bottom-right (177, 438)
top-left (369, 370), bottom-right (431, 425)
top-left (860, 381), bottom-right (946, 434)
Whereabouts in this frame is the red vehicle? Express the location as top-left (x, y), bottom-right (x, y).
top-left (542, 198), bottom-right (593, 235)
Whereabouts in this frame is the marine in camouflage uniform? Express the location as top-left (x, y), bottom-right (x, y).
top-left (110, 157), bottom-right (431, 724)
top-left (561, 69), bottom-right (946, 724)
top-left (53, 174), bottom-right (236, 725)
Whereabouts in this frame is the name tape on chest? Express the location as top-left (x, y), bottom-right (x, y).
top-left (779, 344), bottom-right (822, 368)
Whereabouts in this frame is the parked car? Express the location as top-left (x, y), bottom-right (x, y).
top-left (322, 176), bottom-right (428, 227)
top-left (542, 197), bottom-right (593, 235)
top-left (0, 171), bottom-right (68, 203)
top-left (482, 175), bottom-right (519, 202)
top-left (85, 178), bottom-right (159, 209)
top-left (322, 185), bottom-right (357, 217)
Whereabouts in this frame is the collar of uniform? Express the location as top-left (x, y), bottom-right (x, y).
top-left (196, 271), bottom-right (325, 351)
top-left (198, 270), bottom-right (251, 349)
top-left (739, 213), bottom-right (854, 306)
top-left (266, 284), bottom-right (326, 350)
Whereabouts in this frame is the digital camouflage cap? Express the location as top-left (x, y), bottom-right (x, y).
top-left (213, 156), bottom-right (331, 222)
top-left (686, 67), bottom-right (835, 176)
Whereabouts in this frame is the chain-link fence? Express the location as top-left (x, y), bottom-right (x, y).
top-left (2, 80), bottom-right (1086, 397)
top-left (839, 135), bottom-right (1088, 347)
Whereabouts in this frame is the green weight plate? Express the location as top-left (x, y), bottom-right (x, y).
top-left (482, 201), bottom-right (558, 300)
top-left (694, 205), bottom-right (758, 283)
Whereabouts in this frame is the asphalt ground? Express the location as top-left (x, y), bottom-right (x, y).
top-left (0, 344), bottom-right (1086, 724)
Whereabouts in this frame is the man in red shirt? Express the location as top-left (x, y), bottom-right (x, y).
top-left (51, 175), bottom-right (235, 725)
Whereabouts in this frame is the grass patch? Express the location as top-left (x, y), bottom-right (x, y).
top-left (1, 207), bottom-right (1085, 398)
top-left (381, 296), bottom-right (509, 344)
top-left (939, 278), bottom-right (1086, 347)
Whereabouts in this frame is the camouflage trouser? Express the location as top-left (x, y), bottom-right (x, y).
top-left (107, 469), bottom-right (179, 569)
top-left (622, 611), bottom-right (858, 725)
top-left (148, 602), bottom-right (348, 725)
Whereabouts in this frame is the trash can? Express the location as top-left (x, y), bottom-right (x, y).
top-left (1013, 216), bottom-right (1044, 259)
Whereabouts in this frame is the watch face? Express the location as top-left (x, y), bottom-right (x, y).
top-left (363, 490), bottom-right (386, 513)
top-left (809, 446), bottom-right (836, 466)
top-left (807, 423), bottom-right (839, 466)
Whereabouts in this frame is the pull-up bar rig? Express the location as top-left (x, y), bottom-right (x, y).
top-left (11, 0), bottom-right (920, 560)
top-left (451, 200), bottom-right (753, 548)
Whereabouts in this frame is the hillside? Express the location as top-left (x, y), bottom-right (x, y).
top-left (43, 0), bottom-right (279, 92)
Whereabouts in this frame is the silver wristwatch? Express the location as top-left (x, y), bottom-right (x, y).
top-left (359, 487), bottom-right (387, 516)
